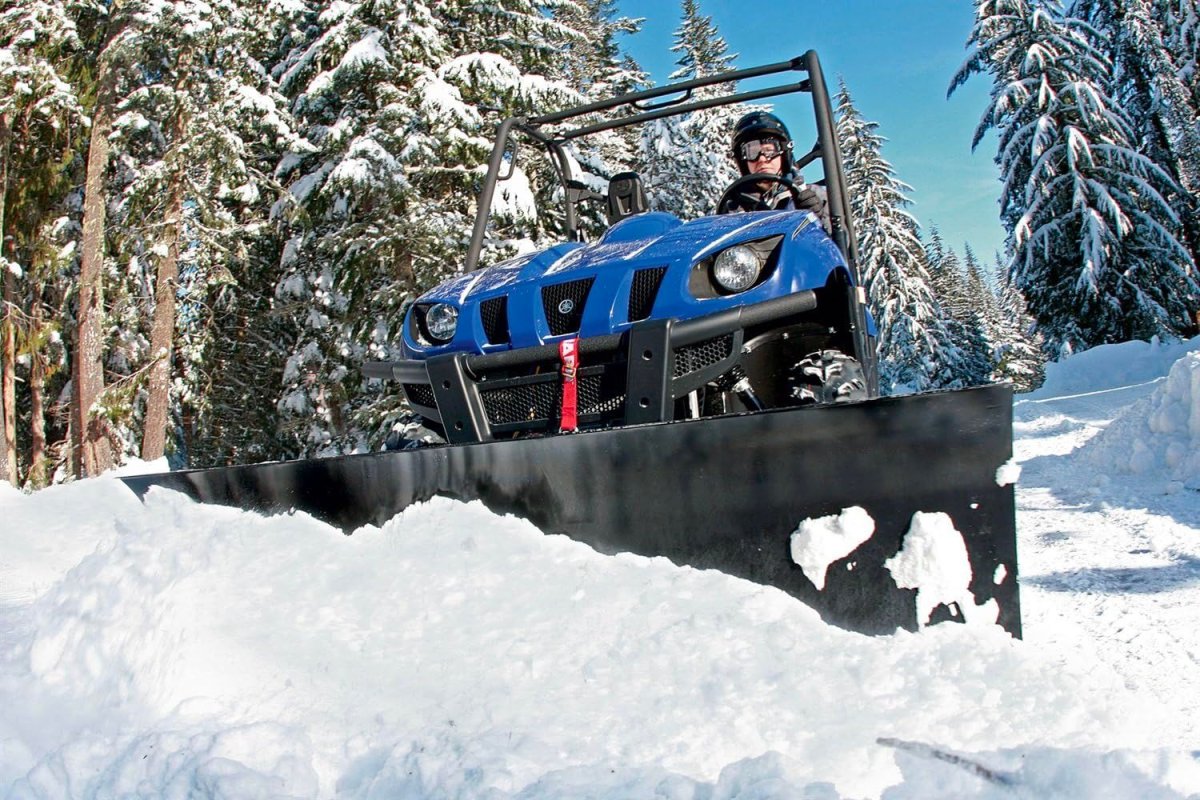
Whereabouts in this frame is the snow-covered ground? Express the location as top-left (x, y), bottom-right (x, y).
top-left (2, 338), bottom-right (1199, 799)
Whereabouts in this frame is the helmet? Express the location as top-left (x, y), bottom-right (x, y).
top-left (731, 111), bottom-right (793, 175)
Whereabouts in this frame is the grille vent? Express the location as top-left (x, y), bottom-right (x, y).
top-left (628, 267), bottom-right (667, 322)
top-left (403, 383), bottom-right (437, 409)
top-left (480, 296), bottom-right (509, 344)
top-left (481, 382), bottom-right (558, 426)
top-left (673, 334), bottom-right (734, 378)
top-left (579, 373), bottom-right (625, 413)
top-left (542, 278), bottom-right (594, 335)
top-left (479, 370), bottom-right (626, 427)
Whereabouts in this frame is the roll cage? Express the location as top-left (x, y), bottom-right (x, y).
top-left (465, 51), bottom-right (862, 283)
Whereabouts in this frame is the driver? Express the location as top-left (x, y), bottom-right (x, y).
top-left (726, 111), bottom-right (827, 223)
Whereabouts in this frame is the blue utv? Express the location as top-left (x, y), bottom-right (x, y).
top-left (124, 53), bottom-right (1020, 638)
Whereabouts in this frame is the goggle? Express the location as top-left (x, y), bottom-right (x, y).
top-left (739, 139), bottom-right (786, 161)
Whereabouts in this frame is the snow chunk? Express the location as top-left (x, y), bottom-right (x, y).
top-left (885, 512), bottom-right (998, 627)
top-left (995, 459), bottom-right (1021, 486)
top-left (789, 506), bottom-right (875, 591)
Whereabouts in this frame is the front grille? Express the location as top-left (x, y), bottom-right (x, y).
top-left (628, 267), bottom-right (667, 322)
top-left (478, 366), bottom-right (626, 427)
top-left (542, 278), bottom-right (594, 335)
top-left (403, 383), bottom-right (437, 408)
top-left (579, 373), bottom-right (625, 413)
top-left (481, 380), bottom-right (558, 425)
top-left (673, 334), bottom-right (734, 378)
top-left (480, 296), bottom-right (509, 344)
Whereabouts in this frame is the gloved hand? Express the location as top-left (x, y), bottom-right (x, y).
top-left (795, 186), bottom-right (823, 214)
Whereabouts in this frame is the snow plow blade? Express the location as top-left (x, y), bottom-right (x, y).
top-left (121, 383), bottom-right (1018, 637)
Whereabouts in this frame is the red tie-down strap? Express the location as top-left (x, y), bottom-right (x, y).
top-left (559, 337), bottom-right (579, 432)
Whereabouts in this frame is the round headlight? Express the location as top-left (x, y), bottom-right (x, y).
top-left (712, 245), bottom-right (762, 293)
top-left (425, 303), bottom-right (458, 342)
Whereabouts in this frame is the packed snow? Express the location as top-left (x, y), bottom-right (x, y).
top-left (3, 338), bottom-right (1200, 798)
top-left (789, 505), bottom-right (875, 591)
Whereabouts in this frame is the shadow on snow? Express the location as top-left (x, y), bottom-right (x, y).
top-left (1024, 555), bottom-right (1200, 595)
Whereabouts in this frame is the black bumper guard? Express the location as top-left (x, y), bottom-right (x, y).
top-left (364, 291), bottom-right (819, 444)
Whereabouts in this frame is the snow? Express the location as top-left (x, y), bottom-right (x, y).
top-left (789, 506), bottom-right (875, 590)
top-left (884, 512), bottom-right (999, 628)
top-left (995, 459), bottom-right (1021, 486)
top-left (4, 340), bottom-right (1200, 797)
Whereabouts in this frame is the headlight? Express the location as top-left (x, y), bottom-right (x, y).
top-left (425, 303), bottom-right (458, 342)
top-left (712, 245), bottom-right (762, 292)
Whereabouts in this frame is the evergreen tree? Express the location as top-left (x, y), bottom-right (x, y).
top-left (952, 0), bottom-right (1199, 354)
top-left (961, 243), bottom-right (1002, 380)
top-left (104, 0), bottom-right (308, 462)
top-left (1069, 0), bottom-right (1200, 263)
top-left (924, 228), bottom-right (994, 387)
top-left (992, 254), bottom-right (1046, 390)
top-left (0, 0), bottom-right (88, 483)
top-left (274, 0), bottom-right (585, 455)
top-left (641, 0), bottom-right (744, 218)
top-left (178, 2), bottom-right (314, 468)
top-left (553, 0), bottom-right (646, 100)
top-left (834, 81), bottom-right (948, 394)
top-left (549, 0), bottom-right (648, 242)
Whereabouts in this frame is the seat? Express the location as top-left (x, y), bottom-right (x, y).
top-left (606, 172), bottom-right (648, 224)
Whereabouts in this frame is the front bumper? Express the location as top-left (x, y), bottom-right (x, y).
top-left (364, 290), bottom-right (818, 443)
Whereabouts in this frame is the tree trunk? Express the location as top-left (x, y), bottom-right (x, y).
top-left (140, 172), bottom-right (185, 461)
top-left (28, 282), bottom-right (48, 488)
top-left (140, 53), bottom-right (191, 463)
top-left (0, 110), bottom-right (16, 485)
top-left (72, 55), bottom-right (118, 478)
top-left (2, 266), bottom-right (15, 486)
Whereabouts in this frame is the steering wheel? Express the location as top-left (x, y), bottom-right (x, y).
top-left (716, 173), bottom-right (803, 215)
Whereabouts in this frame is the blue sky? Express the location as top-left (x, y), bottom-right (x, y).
top-left (614, 0), bottom-right (1006, 265)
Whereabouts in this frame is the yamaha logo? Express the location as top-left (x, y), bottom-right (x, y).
top-left (558, 298), bottom-right (575, 315)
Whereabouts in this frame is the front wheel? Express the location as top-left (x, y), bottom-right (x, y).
top-left (789, 350), bottom-right (868, 405)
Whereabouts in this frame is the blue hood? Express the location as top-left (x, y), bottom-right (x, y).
top-left (405, 210), bottom-right (847, 357)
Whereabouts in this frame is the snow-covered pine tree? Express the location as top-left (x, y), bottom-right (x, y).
top-left (433, 5), bottom-right (584, 251)
top-left (924, 227), bottom-right (990, 387)
top-left (552, 0), bottom-right (646, 101)
top-left (274, 0), bottom-right (586, 455)
top-left (549, 0), bottom-right (648, 242)
top-left (951, 0), bottom-right (1199, 355)
top-left (1067, 0), bottom-right (1200, 267)
top-left (641, 0), bottom-right (745, 218)
top-left (963, 243), bottom-right (1001, 350)
top-left (1168, 0), bottom-right (1199, 110)
top-left (992, 253), bottom-right (1046, 390)
top-left (834, 81), bottom-right (948, 394)
top-left (104, 0), bottom-right (309, 463)
top-left (272, 0), bottom-right (446, 455)
top-left (0, 0), bottom-right (87, 484)
top-left (172, 0), bottom-right (316, 469)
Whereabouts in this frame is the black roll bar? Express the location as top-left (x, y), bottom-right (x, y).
top-left (463, 51), bottom-right (862, 297)
top-left (529, 56), bottom-right (810, 125)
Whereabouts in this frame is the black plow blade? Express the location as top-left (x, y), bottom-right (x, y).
top-left (121, 384), bottom-right (1018, 637)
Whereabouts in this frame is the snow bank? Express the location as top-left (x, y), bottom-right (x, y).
top-left (3, 482), bottom-right (1192, 798)
top-left (1027, 336), bottom-right (1200, 400)
top-left (1080, 352), bottom-right (1200, 489)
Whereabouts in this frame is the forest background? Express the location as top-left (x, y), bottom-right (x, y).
top-left (0, 0), bottom-right (1196, 487)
